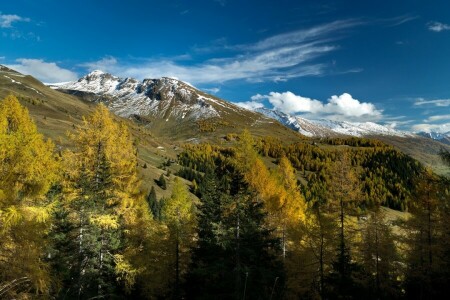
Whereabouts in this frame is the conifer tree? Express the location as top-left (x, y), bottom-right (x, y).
top-left (324, 150), bottom-right (363, 298)
top-left (162, 177), bottom-right (195, 298)
top-left (57, 104), bottom-right (146, 298)
top-left (186, 165), bottom-right (284, 299)
top-left (404, 170), bottom-right (450, 299)
top-left (146, 186), bottom-right (161, 220)
top-left (360, 209), bottom-right (401, 299)
top-left (185, 170), bottom-right (229, 298)
top-left (158, 173), bottom-right (167, 190)
top-left (0, 95), bottom-right (58, 298)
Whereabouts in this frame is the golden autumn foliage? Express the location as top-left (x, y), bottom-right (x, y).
top-left (59, 103), bottom-right (152, 295)
top-left (0, 95), bottom-right (59, 297)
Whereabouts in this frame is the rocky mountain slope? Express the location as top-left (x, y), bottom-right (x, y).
top-left (254, 107), bottom-right (413, 138)
top-left (416, 131), bottom-right (450, 145)
top-left (49, 70), bottom-right (300, 140)
top-left (51, 70), bottom-right (225, 120)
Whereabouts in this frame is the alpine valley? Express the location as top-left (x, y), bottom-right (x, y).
top-left (1, 65), bottom-right (450, 299)
top-left (1, 64), bottom-right (449, 175)
top-left (43, 69), bottom-right (450, 174)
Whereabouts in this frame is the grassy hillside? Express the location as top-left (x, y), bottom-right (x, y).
top-left (1, 65), bottom-right (449, 184)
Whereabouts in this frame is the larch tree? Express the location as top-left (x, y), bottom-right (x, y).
top-left (324, 150), bottom-right (363, 298)
top-left (277, 156), bottom-right (306, 258)
top-left (161, 177), bottom-right (195, 299)
top-left (0, 95), bottom-right (58, 298)
top-left (57, 104), bottom-right (147, 298)
top-left (360, 208), bottom-right (401, 299)
top-left (404, 170), bottom-right (450, 299)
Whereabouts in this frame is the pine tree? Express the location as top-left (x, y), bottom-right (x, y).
top-left (158, 173), bottom-right (167, 190)
top-left (185, 170), bottom-right (229, 298)
top-left (146, 186), bottom-right (161, 220)
top-left (186, 167), bottom-right (284, 299)
top-left (0, 95), bottom-right (58, 298)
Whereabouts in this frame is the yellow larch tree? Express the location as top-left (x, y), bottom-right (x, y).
top-left (0, 95), bottom-right (59, 297)
top-left (162, 177), bottom-right (196, 298)
top-left (59, 103), bottom-right (151, 298)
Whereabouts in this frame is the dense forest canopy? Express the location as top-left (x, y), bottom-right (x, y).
top-left (0, 95), bottom-right (449, 299)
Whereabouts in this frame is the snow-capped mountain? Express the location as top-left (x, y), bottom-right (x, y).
top-left (50, 70), bottom-right (246, 121)
top-left (416, 131), bottom-right (450, 145)
top-left (49, 71), bottom-right (444, 144)
top-left (255, 108), bottom-right (413, 138)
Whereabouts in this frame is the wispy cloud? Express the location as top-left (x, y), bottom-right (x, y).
top-left (202, 87), bottom-right (220, 94)
top-left (6, 58), bottom-right (78, 83)
top-left (424, 114), bottom-right (450, 122)
top-left (0, 13), bottom-right (30, 28)
top-left (414, 98), bottom-right (450, 106)
top-left (412, 123), bottom-right (450, 133)
top-left (236, 101), bottom-right (265, 110)
top-left (241, 19), bottom-right (360, 52)
top-left (237, 91), bottom-right (383, 122)
top-left (80, 19), bottom-right (361, 84)
top-left (427, 21), bottom-right (450, 32)
top-left (384, 14), bottom-right (419, 27)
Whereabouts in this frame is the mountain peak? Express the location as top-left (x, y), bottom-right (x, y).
top-left (49, 71), bottom-right (233, 121)
top-left (88, 70), bottom-right (106, 76)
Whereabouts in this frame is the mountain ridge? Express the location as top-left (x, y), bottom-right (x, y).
top-left (50, 70), bottom-right (245, 121)
top-left (49, 70), bottom-right (450, 152)
top-left (254, 107), bottom-right (414, 138)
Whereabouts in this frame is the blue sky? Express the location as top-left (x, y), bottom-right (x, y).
top-left (1, 0), bottom-right (450, 132)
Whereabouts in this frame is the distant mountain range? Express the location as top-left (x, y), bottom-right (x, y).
top-left (49, 71), bottom-right (449, 145)
top-left (253, 107), bottom-right (413, 138)
top-left (416, 131), bottom-right (450, 145)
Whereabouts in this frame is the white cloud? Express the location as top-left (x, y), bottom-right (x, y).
top-left (424, 114), bottom-right (450, 122)
top-left (0, 13), bottom-right (30, 28)
top-left (427, 21), bottom-right (450, 32)
top-left (235, 101), bottom-right (265, 110)
top-left (244, 91), bottom-right (382, 121)
top-left (251, 94), bottom-right (266, 101)
top-left (264, 91), bottom-right (324, 114)
top-left (386, 15), bottom-right (419, 27)
top-left (414, 98), bottom-right (450, 106)
top-left (81, 44), bottom-right (333, 84)
top-left (412, 123), bottom-right (450, 133)
top-left (79, 19), bottom-right (360, 85)
top-left (243, 19), bottom-right (359, 51)
top-left (325, 93), bottom-right (381, 118)
top-left (6, 59), bottom-right (78, 83)
top-left (202, 87), bottom-right (220, 94)
top-left (80, 56), bottom-right (118, 71)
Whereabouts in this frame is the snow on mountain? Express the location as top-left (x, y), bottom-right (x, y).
top-left (255, 108), bottom-right (413, 138)
top-left (416, 131), bottom-right (450, 145)
top-left (49, 71), bottom-right (246, 121)
top-left (49, 71), bottom-right (436, 142)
